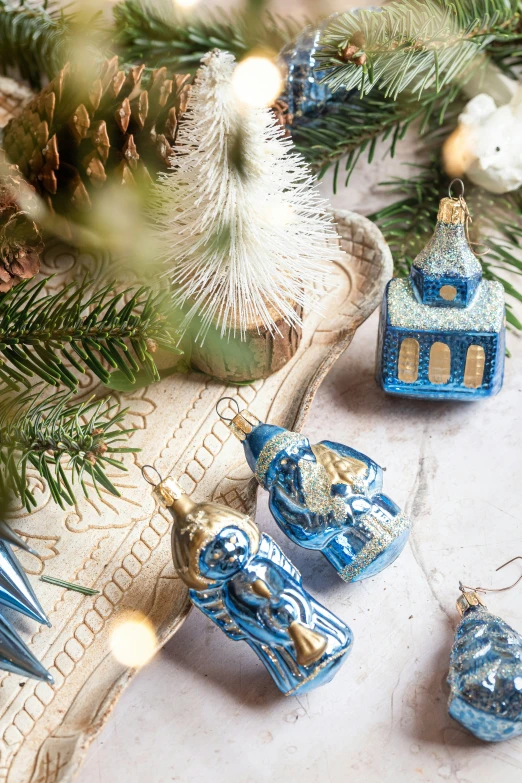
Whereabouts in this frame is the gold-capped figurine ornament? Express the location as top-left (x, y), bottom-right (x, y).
top-left (143, 467), bottom-right (353, 696)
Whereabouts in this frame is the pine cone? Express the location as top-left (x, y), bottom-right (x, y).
top-left (271, 99), bottom-right (293, 136)
top-left (2, 57), bottom-right (191, 227)
top-left (0, 158), bottom-right (42, 292)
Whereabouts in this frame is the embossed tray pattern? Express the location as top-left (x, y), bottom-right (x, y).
top-left (0, 210), bottom-right (392, 783)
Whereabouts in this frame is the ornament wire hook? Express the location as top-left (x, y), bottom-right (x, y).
top-left (447, 178), bottom-right (490, 258)
top-left (459, 557), bottom-right (522, 595)
top-left (216, 397), bottom-right (241, 423)
top-left (448, 178), bottom-right (465, 200)
top-left (142, 465), bottom-right (163, 487)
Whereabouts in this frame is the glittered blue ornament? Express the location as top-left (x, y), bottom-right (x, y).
top-left (277, 15), bottom-right (339, 119)
top-left (277, 8), bottom-right (380, 122)
top-left (222, 406), bottom-right (411, 583)
top-left (448, 590), bottom-right (522, 742)
top-left (153, 476), bottom-right (352, 696)
top-left (0, 612), bottom-right (53, 682)
top-left (377, 187), bottom-right (505, 400)
top-left (0, 540), bottom-right (50, 626)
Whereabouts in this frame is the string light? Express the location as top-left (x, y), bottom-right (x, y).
top-left (232, 56), bottom-right (282, 108)
top-left (110, 611), bottom-right (157, 668)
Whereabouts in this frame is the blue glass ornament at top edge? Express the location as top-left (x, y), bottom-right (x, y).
top-left (277, 8), bottom-right (381, 122)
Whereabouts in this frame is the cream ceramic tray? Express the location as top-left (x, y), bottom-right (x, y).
top-left (0, 209), bottom-right (391, 783)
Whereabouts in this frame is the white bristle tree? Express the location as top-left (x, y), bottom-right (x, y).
top-left (150, 49), bottom-right (341, 341)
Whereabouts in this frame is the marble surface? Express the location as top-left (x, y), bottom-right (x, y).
top-left (78, 311), bottom-right (522, 783)
top-left (77, 0), bottom-right (522, 779)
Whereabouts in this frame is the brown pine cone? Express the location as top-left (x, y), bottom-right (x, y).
top-left (0, 158), bottom-right (42, 292)
top-left (2, 57), bottom-right (192, 227)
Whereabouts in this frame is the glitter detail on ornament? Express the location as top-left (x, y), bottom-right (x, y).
top-left (377, 186), bottom-right (505, 400)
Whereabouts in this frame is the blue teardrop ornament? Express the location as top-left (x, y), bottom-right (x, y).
top-left (448, 599), bottom-right (522, 742)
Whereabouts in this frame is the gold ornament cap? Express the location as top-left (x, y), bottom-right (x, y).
top-left (154, 477), bottom-right (187, 508)
top-left (229, 410), bottom-right (260, 442)
top-left (438, 197), bottom-right (467, 225)
top-left (456, 590), bottom-right (486, 617)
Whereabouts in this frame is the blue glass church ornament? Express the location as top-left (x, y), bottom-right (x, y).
top-left (224, 407), bottom-right (411, 583)
top-left (376, 189), bottom-right (505, 400)
top-left (448, 589), bottom-right (522, 742)
top-left (153, 476), bottom-right (352, 696)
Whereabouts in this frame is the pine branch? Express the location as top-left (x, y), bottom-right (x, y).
top-left (317, 0), bottom-right (521, 99)
top-left (113, 0), bottom-right (301, 72)
top-left (0, 1), bottom-right (103, 88)
top-left (0, 277), bottom-right (180, 392)
top-left (0, 388), bottom-right (137, 510)
top-left (292, 80), bottom-right (462, 186)
top-left (369, 160), bottom-right (522, 329)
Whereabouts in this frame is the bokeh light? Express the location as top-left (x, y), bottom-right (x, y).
top-left (232, 57), bottom-right (282, 108)
top-left (174, 0), bottom-right (200, 8)
top-left (110, 611), bottom-right (157, 668)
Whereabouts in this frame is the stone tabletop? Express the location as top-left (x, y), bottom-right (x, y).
top-left (77, 308), bottom-right (522, 783)
top-left (77, 1), bottom-right (522, 780)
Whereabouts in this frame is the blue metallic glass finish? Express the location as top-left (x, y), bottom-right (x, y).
top-left (0, 612), bottom-right (53, 682)
top-left (0, 540), bottom-right (50, 626)
top-left (277, 9), bottom-right (380, 121)
top-left (448, 604), bottom-right (522, 742)
top-left (160, 480), bottom-right (352, 696)
top-left (238, 420), bottom-right (411, 583)
top-left (278, 17), bottom-right (337, 118)
top-left (377, 199), bottom-right (506, 401)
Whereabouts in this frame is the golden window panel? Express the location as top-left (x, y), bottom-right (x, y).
top-left (397, 338), bottom-right (419, 383)
top-left (429, 342), bottom-right (451, 384)
top-left (464, 345), bottom-right (485, 388)
top-left (439, 285), bottom-right (457, 301)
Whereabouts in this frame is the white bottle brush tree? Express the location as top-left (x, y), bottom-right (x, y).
top-left (150, 49), bottom-right (341, 341)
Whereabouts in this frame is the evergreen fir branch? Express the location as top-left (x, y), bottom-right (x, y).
top-left (369, 160), bottom-right (522, 329)
top-left (292, 81), bottom-right (461, 186)
top-left (0, 388), bottom-right (137, 510)
top-left (317, 0), bottom-right (521, 99)
top-left (0, 1), bottom-right (103, 88)
top-left (0, 277), bottom-right (180, 392)
top-left (113, 0), bottom-right (301, 72)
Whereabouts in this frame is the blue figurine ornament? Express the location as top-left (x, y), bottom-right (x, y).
top-left (149, 472), bottom-right (352, 696)
top-left (219, 401), bottom-right (411, 584)
top-left (377, 180), bottom-right (506, 400)
top-left (448, 566), bottom-right (522, 742)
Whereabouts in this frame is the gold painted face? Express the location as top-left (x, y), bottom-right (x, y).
top-left (171, 501), bottom-right (261, 591)
top-left (311, 443), bottom-right (368, 487)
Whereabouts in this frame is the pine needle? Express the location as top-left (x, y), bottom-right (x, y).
top-left (0, 388), bottom-right (137, 510)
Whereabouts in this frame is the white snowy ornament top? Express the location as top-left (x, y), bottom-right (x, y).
top-left (149, 49), bottom-right (341, 341)
top-left (445, 86), bottom-right (522, 194)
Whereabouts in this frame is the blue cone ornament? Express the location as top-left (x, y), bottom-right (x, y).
top-left (0, 612), bottom-right (53, 682)
top-left (0, 521), bottom-right (38, 555)
top-left (0, 540), bottom-right (50, 626)
top-left (377, 191), bottom-right (506, 400)
top-left (448, 590), bottom-right (522, 742)
top-left (154, 477), bottom-right (352, 696)
top-left (225, 408), bottom-right (411, 583)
